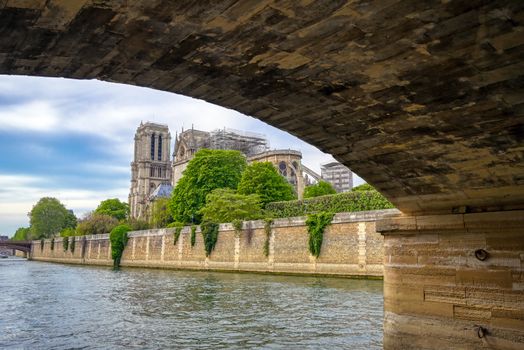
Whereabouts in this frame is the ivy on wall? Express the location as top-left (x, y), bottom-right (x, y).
top-left (263, 218), bottom-right (273, 257)
top-left (40, 239), bottom-right (44, 251)
top-left (70, 237), bottom-right (75, 254)
top-left (50, 238), bottom-right (55, 251)
top-left (306, 212), bottom-right (334, 258)
top-left (173, 226), bottom-right (183, 245)
top-left (109, 224), bottom-right (131, 268)
top-left (232, 219), bottom-right (243, 235)
top-left (62, 237), bottom-right (69, 252)
top-left (201, 221), bottom-right (219, 257)
top-left (190, 225), bottom-right (197, 247)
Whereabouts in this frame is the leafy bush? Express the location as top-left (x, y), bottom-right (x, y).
top-left (303, 181), bottom-right (336, 198)
top-left (200, 188), bottom-right (262, 223)
top-left (109, 224), bottom-right (131, 268)
top-left (76, 212), bottom-right (119, 236)
top-left (265, 190), bottom-right (394, 218)
top-left (50, 238), bottom-right (55, 251)
top-left (169, 149), bottom-right (246, 224)
top-left (237, 162), bottom-right (295, 206)
top-left (352, 183), bottom-right (376, 192)
top-left (70, 237), bottom-right (75, 254)
top-left (306, 212), bottom-right (334, 258)
top-left (200, 221), bottom-right (219, 257)
top-left (126, 217), bottom-right (151, 231)
top-left (40, 239), bottom-right (44, 251)
top-left (60, 227), bottom-right (76, 237)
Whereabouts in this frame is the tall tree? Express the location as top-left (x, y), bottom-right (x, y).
top-left (29, 197), bottom-right (76, 239)
top-left (150, 198), bottom-right (173, 228)
top-left (237, 162), bottom-right (296, 207)
top-left (303, 181), bottom-right (337, 198)
top-left (169, 149), bottom-right (246, 223)
top-left (12, 227), bottom-right (30, 241)
top-left (95, 198), bottom-right (129, 221)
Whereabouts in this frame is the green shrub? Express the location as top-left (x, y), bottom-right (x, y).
top-left (109, 224), bottom-right (131, 268)
top-left (70, 237), bottom-right (75, 254)
top-left (200, 188), bottom-right (262, 223)
top-left (201, 221), bottom-right (219, 257)
top-left (306, 212), bottom-right (334, 258)
top-left (232, 219), bottom-right (243, 234)
top-left (352, 183), bottom-right (376, 192)
top-left (50, 238), bottom-right (55, 251)
top-left (263, 218), bottom-right (273, 257)
top-left (190, 225), bottom-right (197, 247)
top-left (265, 190), bottom-right (394, 218)
top-left (40, 239), bottom-right (44, 251)
top-left (62, 236), bottom-right (69, 252)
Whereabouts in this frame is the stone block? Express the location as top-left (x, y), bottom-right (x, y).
top-left (453, 305), bottom-right (491, 322)
top-left (456, 269), bottom-right (513, 289)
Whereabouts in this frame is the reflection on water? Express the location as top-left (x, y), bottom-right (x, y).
top-left (0, 259), bottom-right (383, 349)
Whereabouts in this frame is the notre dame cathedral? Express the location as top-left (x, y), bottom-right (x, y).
top-left (129, 122), bottom-right (323, 221)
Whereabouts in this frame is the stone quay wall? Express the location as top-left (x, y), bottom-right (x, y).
top-left (30, 209), bottom-right (397, 278)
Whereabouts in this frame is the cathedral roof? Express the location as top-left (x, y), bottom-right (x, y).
top-left (149, 183), bottom-right (173, 200)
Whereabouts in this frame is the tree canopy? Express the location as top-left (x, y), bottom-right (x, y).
top-left (12, 227), bottom-right (30, 241)
top-left (29, 197), bottom-right (76, 239)
top-left (169, 149), bottom-right (247, 223)
top-left (237, 162), bottom-right (295, 207)
top-left (199, 188), bottom-right (263, 223)
top-left (303, 181), bottom-right (337, 198)
top-left (95, 198), bottom-right (129, 221)
top-left (150, 198), bottom-right (172, 228)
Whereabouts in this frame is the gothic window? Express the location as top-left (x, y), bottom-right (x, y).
top-left (150, 167), bottom-right (153, 177)
top-left (158, 134), bottom-right (162, 161)
top-left (151, 133), bottom-right (156, 160)
top-left (279, 161), bottom-right (287, 177)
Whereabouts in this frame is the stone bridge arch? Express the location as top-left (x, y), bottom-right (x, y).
top-left (0, 0), bottom-right (522, 215)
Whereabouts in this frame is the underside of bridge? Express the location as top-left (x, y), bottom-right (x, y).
top-left (1, 1), bottom-right (522, 348)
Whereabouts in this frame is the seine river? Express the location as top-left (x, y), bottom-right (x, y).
top-left (0, 259), bottom-right (383, 349)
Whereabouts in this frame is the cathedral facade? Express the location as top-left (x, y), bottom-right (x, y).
top-left (129, 123), bottom-right (307, 221)
top-left (128, 122), bottom-right (172, 219)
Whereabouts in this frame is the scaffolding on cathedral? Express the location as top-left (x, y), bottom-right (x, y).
top-left (209, 127), bottom-right (269, 156)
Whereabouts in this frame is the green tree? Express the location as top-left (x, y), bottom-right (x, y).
top-left (109, 224), bottom-right (131, 268)
top-left (150, 198), bottom-right (173, 228)
top-left (237, 162), bottom-right (295, 207)
top-left (60, 227), bottom-right (76, 237)
top-left (29, 197), bottom-right (76, 239)
top-left (352, 183), bottom-right (375, 192)
top-left (76, 212), bottom-right (119, 236)
top-left (12, 227), bottom-right (30, 241)
top-left (169, 149), bottom-right (247, 223)
top-left (95, 198), bottom-right (129, 221)
top-left (199, 188), bottom-right (263, 223)
top-left (303, 181), bottom-right (337, 198)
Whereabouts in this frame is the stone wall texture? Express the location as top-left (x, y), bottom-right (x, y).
top-left (378, 210), bottom-right (524, 350)
top-left (30, 209), bottom-right (396, 277)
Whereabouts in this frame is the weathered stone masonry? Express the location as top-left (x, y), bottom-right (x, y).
top-left (30, 209), bottom-right (395, 278)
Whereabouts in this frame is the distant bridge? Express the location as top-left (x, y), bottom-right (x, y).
top-left (0, 240), bottom-right (32, 253)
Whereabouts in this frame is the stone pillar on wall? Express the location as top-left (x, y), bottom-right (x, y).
top-left (377, 211), bottom-right (524, 350)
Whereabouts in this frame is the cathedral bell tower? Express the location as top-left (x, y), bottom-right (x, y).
top-left (129, 122), bottom-right (172, 220)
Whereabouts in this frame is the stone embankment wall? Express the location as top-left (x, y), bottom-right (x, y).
top-left (31, 209), bottom-right (398, 278)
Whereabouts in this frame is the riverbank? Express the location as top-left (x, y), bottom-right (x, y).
top-left (31, 209), bottom-right (398, 278)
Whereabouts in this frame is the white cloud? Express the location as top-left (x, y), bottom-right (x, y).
top-left (0, 101), bottom-right (59, 132)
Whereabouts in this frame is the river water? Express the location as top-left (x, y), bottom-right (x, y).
top-left (0, 259), bottom-right (383, 349)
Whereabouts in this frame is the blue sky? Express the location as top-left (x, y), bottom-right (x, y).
top-left (0, 75), bottom-right (364, 236)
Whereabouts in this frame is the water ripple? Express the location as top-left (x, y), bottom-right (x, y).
top-left (0, 259), bottom-right (383, 349)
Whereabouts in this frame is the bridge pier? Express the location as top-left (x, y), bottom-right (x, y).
top-left (378, 210), bottom-right (524, 349)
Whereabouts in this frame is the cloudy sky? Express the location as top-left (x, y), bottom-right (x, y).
top-left (0, 75), bottom-right (364, 236)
